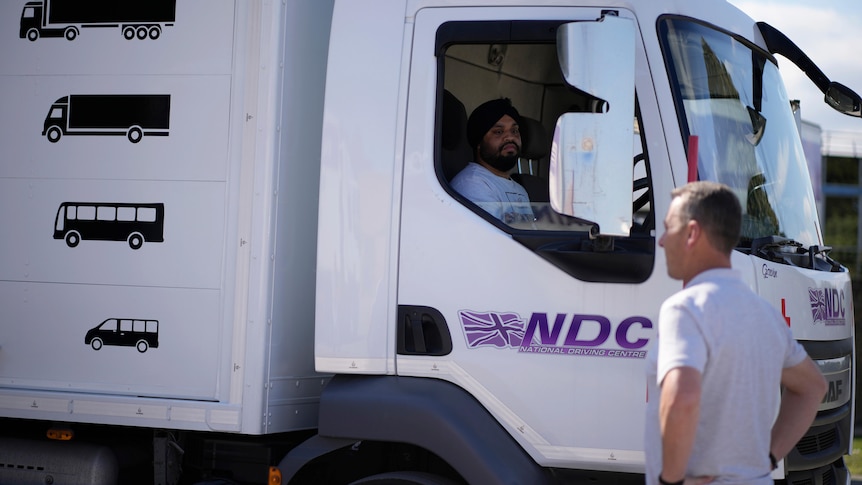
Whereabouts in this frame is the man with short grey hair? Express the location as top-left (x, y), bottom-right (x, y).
top-left (645, 181), bottom-right (827, 485)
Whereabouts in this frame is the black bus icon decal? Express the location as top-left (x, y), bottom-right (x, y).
top-left (85, 318), bottom-right (159, 353)
top-left (20, 0), bottom-right (176, 42)
top-left (54, 202), bottom-right (164, 249)
top-left (43, 94), bottom-right (171, 143)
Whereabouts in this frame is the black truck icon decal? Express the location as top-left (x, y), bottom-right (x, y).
top-left (54, 202), bottom-right (165, 249)
top-left (85, 318), bottom-right (159, 353)
top-left (20, 0), bottom-right (176, 42)
top-left (43, 94), bottom-right (171, 143)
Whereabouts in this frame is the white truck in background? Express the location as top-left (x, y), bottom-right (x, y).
top-left (0, 1), bottom-right (857, 484)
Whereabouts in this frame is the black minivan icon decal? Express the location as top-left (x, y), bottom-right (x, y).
top-left (85, 318), bottom-right (159, 353)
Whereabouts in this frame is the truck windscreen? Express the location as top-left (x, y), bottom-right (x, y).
top-left (659, 17), bottom-right (822, 249)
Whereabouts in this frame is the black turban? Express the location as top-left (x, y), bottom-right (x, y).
top-left (466, 98), bottom-right (521, 149)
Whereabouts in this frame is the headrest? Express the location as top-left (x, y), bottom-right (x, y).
top-left (519, 117), bottom-right (549, 160)
top-left (442, 90), bottom-right (467, 151)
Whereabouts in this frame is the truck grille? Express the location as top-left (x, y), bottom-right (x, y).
top-left (795, 428), bottom-right (838, 455)
top-left (788, 466), bottom-right (835, 485)
top-left (786, 456), bottom-right (847, 485)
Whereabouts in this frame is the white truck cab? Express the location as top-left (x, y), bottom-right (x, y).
top-left (302, 2), bottom-right (857, 483)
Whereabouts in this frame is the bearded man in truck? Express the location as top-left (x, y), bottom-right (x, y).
top-left (451, 98), bottom-right (534, 225)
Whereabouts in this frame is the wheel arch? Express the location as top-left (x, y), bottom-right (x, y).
top-left (280, 375), bottom-right (552, 484)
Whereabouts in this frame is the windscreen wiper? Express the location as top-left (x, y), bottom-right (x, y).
top-left (749, 236), bottom-right (842, 272)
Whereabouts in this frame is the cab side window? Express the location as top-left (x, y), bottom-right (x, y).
top-left (436, 21), bottom-right (654, 283)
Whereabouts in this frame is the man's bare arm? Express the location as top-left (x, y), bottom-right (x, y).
top-left (660, 366), bottom-right (702, 482)
top-left (770, 357), bottom-right (827, 462)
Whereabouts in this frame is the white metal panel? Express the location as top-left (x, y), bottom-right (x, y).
top-left (0, 388), bottom-right (244, 432)
top-left (0, 280), bottom-right (221, 399)
top-left (0, 395), bottom-right (70, 414)
top-left (756, 260), bottom-right (854, 341)
top-left (0, 1), bottom-right (235, 77)
top-left (0, 178), bottom-right (226, 287)
top-left (248, 0), bottom-right (336, 433)
top-left (0, 75), bottom-right (231, 182)
top-left (314, 0), bottom-right (408, 374)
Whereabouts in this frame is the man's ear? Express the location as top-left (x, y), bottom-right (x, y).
top-left (685, 219), bottom-right (701, 248)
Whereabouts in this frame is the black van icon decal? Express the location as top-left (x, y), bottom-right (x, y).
top-left (54, 202), bottom-right (165, 249)
top-left (85, 318), bottom-right (159, 353)
top-left (43, 94), bottom-right (171, 143)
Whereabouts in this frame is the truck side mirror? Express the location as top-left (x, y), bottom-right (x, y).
top-left (550, 15), bottom-right (636, 237)
top-left (825, 81), bottom-right (862, 117)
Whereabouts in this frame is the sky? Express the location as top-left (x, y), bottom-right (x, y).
top-left (728, 0), bottom-right (862, 140)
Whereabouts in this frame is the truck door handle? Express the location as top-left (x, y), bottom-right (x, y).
top-left (396, 305), bottom-right (452, 356)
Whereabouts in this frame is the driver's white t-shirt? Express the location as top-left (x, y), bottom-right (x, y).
top-left (451, 162), bottom-right (534, 224)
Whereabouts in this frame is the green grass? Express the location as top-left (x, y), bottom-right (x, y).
top-left (848, 437), bottom-right (862, 477)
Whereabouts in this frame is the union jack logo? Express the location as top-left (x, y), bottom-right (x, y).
top-left (809, 288), bottom-right (826, 324)
top-left (459, 310), bottom-right (525, 349)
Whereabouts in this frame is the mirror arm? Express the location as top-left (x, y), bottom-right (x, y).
top-left (757, 22), bottom-right (861, 116)
top-left (756, 22), bottom-right (830, 94)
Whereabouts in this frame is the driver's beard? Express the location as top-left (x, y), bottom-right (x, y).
top-left (480, 146), bottom-right (519, 173)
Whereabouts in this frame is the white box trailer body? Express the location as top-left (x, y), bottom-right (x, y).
top-left (1, 0), bottom-right (329, 438)
top-left (0, 0), bottom-right (856, 484)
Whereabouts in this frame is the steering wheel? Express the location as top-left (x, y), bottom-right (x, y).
top-left (631, 153), bottom-right (654, 233)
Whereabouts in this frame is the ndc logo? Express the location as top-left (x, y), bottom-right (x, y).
top-left (458, 310), bottom-right (652, 359)
top-left (808, 288), bottom-right (846, 326)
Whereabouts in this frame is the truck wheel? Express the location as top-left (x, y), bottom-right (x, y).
top-left (46, 126), bottom-right (62, 143)
top-left (136, 340), bottom-right (148, 353)
top-left (127, 127), bottom-right (143, 143)
top-left (128, 233), bottom-right (144, 250)
top-left (137, 26), bottom-right (148, 40)
top-left (149, 26), bottom-right (161, 40)
top-left (350, 472), bottom-right (459, 485)
top-left (64, 231), bottom-right (80, 248)
top-left (123, 26), bottom-right (136, 40)
top-left (26, 29), bottom-right (39, 41)
top-left (91, 338), bottom-right (103, 351)
top-left (64, 27), bottom-right (78, 41)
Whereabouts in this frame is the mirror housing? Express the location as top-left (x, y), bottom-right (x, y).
top-left (825, 81), bottom-right (862, 117)
top-left (550, 15), bottom-right (636, 237)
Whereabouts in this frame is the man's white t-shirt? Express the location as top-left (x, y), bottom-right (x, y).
top-left (645, 268), bottom-right (809, 485)
top-left (451, 162), bottom-right (534, 224)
